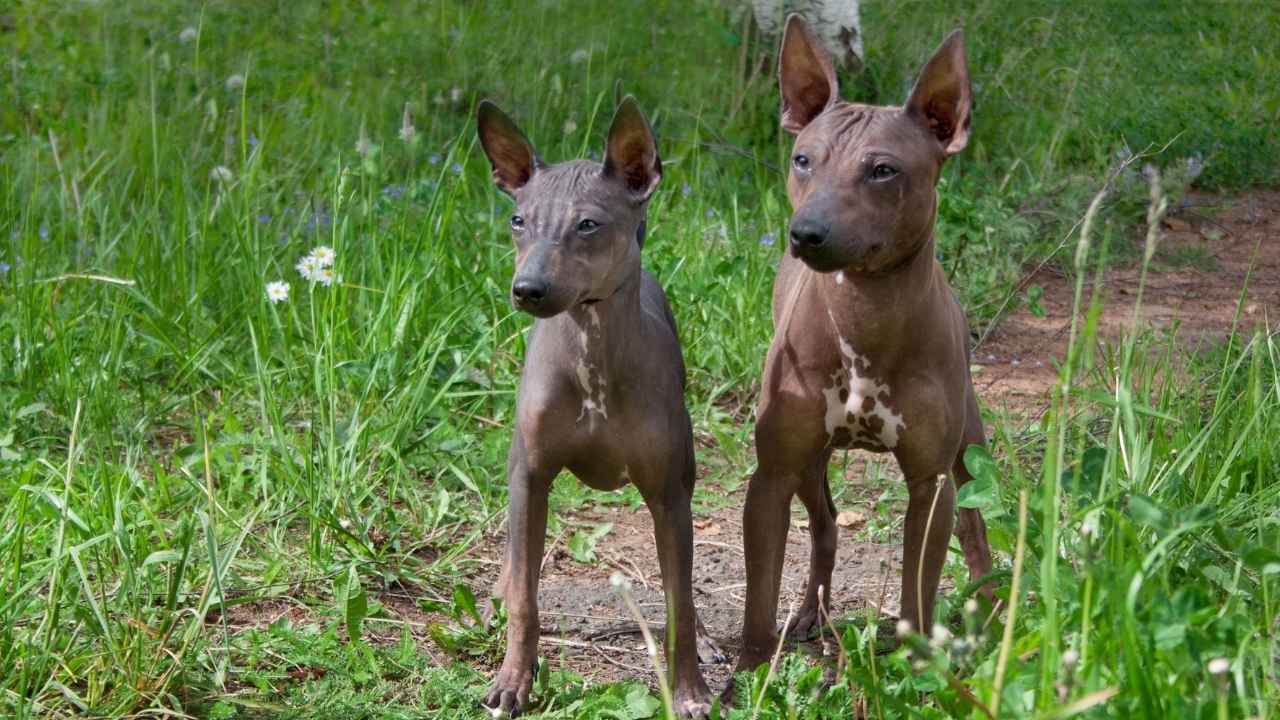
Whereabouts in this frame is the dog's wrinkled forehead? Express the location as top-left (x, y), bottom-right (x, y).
top-left (800, 102), bottom-right (928, 163)
top-left (517, 160), bottom-right (626, 211)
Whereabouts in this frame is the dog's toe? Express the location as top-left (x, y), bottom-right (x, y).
top-left (784, 607), bottom-right (821, 641)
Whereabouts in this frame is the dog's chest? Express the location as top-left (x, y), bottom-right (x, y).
top-left (820, 333), bottom-right (906, 451)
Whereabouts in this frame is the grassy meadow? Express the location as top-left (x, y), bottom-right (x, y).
top-left (1, 1), bottom-right (1278, 717)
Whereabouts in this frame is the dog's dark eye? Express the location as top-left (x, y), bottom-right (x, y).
top-left (870, 163), bottom-right (898, 181)
top-left (510, 215), bottom-right (525, 230)
top-left (577, 219), bottom-right (599, 234)
top-left (793, 154), bottom-right (811, 172)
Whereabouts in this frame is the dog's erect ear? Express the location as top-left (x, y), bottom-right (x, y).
top-left (603, 96), bottom-right (661, 202)
top-left (904, 29), bottom-right (972, 156)
top-left (779, 13), bottom-right (838, 134)
top-left (477, 101), bottom-right (540, 196)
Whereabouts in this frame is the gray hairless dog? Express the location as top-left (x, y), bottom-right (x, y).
top-left (729, 15), bottom-right (996, 683)
top-left (477, 97), bottom-right (720, 718)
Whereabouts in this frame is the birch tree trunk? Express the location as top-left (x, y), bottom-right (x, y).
top-left (752, 0), bottom-right (864, 71)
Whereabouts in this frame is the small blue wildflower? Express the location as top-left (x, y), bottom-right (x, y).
top-left (257, 213), bottom-right (272, 224)
top-left (681, 182), bottom-right (691, 197)
top-left (278, 232), bottom-right (290, 246)
top-left (451, 163), bottom-right (463, 174)
top-left (248, 133), bottom-right (260, 147)
top-left (39, 226), bottom-right (49, 240)
top-left (305, 210), bottom-right (332, 234)
top-left (382, 184), bottom-right (406, 199)
top-left (704, 209), bottom-right (715, 219)
top-left (760, 232), bottom-right (776, 247)
top-left (428, 153), bottom-right (442, 165)
top-left (0, 261), bottom-right (10, 276)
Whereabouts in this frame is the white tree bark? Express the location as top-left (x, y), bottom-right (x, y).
top-left (752, 0), bottom-right (864, 71)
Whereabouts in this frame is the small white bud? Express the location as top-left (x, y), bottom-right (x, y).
top-left (209, 166), bottom-right (234, 184)
top-left (964, 598), bottom-right (979, 615)
top-left (399, 103), bottom-right (415, 143)
top-left (179, 27), bottom-right (197, 43)
top-left (225, 74), bottom-right (245, 92)
top-left (930, 624), bottom-right (952, 646)
top-left (1062, 649), bottom-right (1079, 670)
top-left (895, 619), bottom-right (913, 638)
top-left (1207, 657), bottom-right (1230, 676)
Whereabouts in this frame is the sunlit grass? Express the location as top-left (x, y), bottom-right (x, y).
top-left (1, 1), bottom-right (1277, 718)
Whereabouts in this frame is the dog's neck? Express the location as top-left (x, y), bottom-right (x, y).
top-left (555, 264), bottom-right (644, 421)
top-left (818, 234), bottom-right (942, 357)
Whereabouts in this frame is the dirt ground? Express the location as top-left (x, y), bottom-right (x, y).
top-left (232, 191), bottom-right (1280, 690)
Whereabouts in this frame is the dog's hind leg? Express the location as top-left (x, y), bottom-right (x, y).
top-left (785, 448), bottom-right (837, 640)
top-left (953, 388), bottom-right (995, 598)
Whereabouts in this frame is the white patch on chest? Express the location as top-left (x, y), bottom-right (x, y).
top-left (835, 271), bottom-right (845, 285)
top-left (820, 324), bottom-right (905, 449)
top-left (575, 306), bottom-right (608, 422)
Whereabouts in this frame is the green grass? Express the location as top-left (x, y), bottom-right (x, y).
top-left (1, 1), bottom-right (1278, 718)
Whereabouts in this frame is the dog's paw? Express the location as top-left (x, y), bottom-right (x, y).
top-left (695, 628), bottom-right (727, 664)
top-left (483, 662), bottom-right (536, 718)
top-left (674, 682), bottom-right (713, 719)
top-left (783, 604), bottom-right (822, 641)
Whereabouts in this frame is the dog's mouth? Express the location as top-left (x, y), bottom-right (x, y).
top-left (790, 243), bottom-right (848, 273)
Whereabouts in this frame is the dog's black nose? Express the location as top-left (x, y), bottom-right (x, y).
top-left (789, 218), bottom-right (828, 248)
top-left (512, 278), bottom-right (548, 305)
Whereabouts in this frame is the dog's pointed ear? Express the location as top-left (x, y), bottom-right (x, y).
top-left (779, 13), bottom-right (838, 134)
top-left (477, 100), bottom-right (541, 196)
top-left (603, 96), bottom-right (661, 202)
top-left (904, 29), bottom-right (972, 156)
top-left (612, 79), bottom-right (625, 112)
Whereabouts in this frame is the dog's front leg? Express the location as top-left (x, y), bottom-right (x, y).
top-left (899, 473), bottom-right (957, 634)
top-left (785, 450), bottom-right (837, 641)
top-left (484, 440), bottom-right (553, 717)
top-left (641, 474), bottom-right (712, 718)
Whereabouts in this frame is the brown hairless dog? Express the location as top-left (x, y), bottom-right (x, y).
top-left (729, 16), bottom-right (995, 682)
top-left (477, 97), bottom-right (721, 718)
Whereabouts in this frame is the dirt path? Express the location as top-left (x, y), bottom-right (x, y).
top-left (412, 190), bottom-right (1280, 689)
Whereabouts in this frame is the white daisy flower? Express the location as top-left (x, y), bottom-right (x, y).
top-left (225, 74), bottom-right (245, 92)
top-left (310, 246), bottom-right (335, 267)
top-left (315, 267), bottom-right (335, 286)
top-left (296, 254), bottom-right (320, 280)
top-left (179, 27), bottom-right (198, 43)
top-left (265, 281), bottom-right (289, 304)
top-left (209, 165), bottom-right (234, 184)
